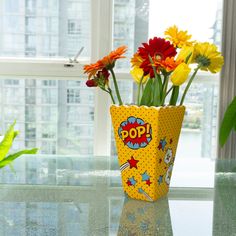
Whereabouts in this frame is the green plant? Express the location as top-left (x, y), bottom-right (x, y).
top-left (0, 121), bottom-right (38, 169)
top-left (219, 96), bottom-right (236, 146)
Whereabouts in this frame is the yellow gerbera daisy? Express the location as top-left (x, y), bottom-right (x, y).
top-left (192, 42), bottom-right (224, 73)
top-left (165, 25), bottom-right (193, 48)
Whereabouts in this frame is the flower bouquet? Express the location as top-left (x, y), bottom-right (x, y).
top-left (84, 26), bottom-right (224, 201)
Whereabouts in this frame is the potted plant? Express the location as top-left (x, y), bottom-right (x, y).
top-left (84, 26), bottom-right (224, 201)
top-left (219, 96), bottom-right (236, 147)
top-left (0, 121), bottom-right (38, 170)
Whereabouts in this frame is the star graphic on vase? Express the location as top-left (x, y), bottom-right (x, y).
top-left (159, 158), bottom-right (162, 164)
top-left (127, 156), bottom-right (139, 169)
top-left (126, 213), bottom-right (136, 223)
top-left (128, 177), bottom-right (137, 186)
top-left (141, 171), bottom-right (150, 181)
top-left (170, 138), bottom-right (173, 144)
top-left (140, 221), bottom-right (149, 233)
top-left (126, 180), bottom-right (132, 186)
top-left (138, 188), bottom-right (144, 193)
top-left (158, 138), bottom-right (167, 151)
top-left (146, 179), bottom-right (152, 186)
top-left (158, 175), bottom-right (163, 185)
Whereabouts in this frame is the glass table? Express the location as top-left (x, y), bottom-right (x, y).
top-left (0, 155), bottom-right (235, 236)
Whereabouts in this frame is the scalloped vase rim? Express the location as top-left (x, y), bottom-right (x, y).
top-left (110, 105), bottom-right (185, 110)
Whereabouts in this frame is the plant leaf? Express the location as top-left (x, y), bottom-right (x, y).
top-left (140, 78), bottom-right (153, 106)
top-left (169, 86), bottom-right (179, 105)
top-left (0, 148), bottom-right (38, 169)
top-left (0, 121), bottom-right (16, 161)
top-left (153, 76), bottom-right (161, 106)
top-left (219, 96), bottom-right (236, 146)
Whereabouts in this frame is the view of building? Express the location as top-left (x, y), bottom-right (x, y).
top-left (0, 0), bottom-right (222, 159)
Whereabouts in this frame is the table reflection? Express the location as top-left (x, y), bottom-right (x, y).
top-left (117, 197), bottom-right (172, 235)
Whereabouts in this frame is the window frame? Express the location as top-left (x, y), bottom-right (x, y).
top-left (0, 0), bottom-right (222, 156)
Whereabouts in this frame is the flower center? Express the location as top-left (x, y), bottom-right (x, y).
top-left (196, 55), bottom-right (211, 67)
top-left (155, 53), bottom-right (163, 60)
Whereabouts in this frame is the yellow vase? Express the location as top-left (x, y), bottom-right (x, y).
top-left (110, 105), bottom-right (185, 201)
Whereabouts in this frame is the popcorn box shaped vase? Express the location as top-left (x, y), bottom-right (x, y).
top-left (110, 105), bottom-right (185, 201)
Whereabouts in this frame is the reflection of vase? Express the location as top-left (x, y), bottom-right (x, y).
top-left (110, 105), bottom-right (185, 201)
top-left (118, 197), bottom-right (173, 235)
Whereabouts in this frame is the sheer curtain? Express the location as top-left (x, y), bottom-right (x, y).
top-left (218, 0), bottom-right (236, 159)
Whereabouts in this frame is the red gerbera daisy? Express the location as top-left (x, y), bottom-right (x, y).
top-left (138, 37), bottom-right (177, 77)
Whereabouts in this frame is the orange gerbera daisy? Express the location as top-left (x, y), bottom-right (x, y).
top-left (157, 57), bottom-right (183, 73)
top-left (84, 60), bottom-right (104, 79)
top-left (84, 46), bottom-right (127, 78)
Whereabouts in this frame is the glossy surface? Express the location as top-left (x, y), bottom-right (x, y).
top-left (0, 156), bottom-right (235, 236)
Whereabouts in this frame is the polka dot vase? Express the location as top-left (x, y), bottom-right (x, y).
top-left (110, 105), bottom-right (185, 201)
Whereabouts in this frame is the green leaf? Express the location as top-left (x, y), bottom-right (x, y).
top-left (0, 148), bottom-right (38, 169)
top-left (185, 52), bottom-right (193, 64)
top-left (140, 78), bottom-right (153, 106)
top-left (219, 96), bottom-right (236, 146)
top-left (0, 121), bottom-right (16, 161)
top-left (153, 76), bottom-right (161, 106)
top-left (234, 122), bottom-right (236, 131)
top-left (169, 86), bottom-right (179, 105)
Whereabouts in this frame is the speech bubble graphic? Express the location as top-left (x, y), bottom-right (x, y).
top-left (118, 116), bottom-right (152, 150)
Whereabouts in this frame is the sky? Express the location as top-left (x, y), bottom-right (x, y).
top-left (148, 0), bottom-right (221, 42)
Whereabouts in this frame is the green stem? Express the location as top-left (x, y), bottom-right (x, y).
top-left (165, 86), bottom-right (174, 98)
top-left (169, 86), bottom-right (179, 106)
top-left (110, 68), bottom-right (123, 105)
top-left (161, 75), bottom-right (169, 105)
top-left (148, 55), bottom-right (161, 106)
top-left (137, 75), bottom-right (144, 106)
top-left (108, 87), bottom-right (116, 104)
top-left (101, 87), bottom-right (116, 104)
top-left (180, 66), bottom-right (200, 105)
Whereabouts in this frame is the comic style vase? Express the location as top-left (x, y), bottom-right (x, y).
top-left (110, 105), bottom-right (185, 201)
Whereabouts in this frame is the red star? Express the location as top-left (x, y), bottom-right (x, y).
top-left (170, 138), bottom-right (173, 144)
top-left (159, 159), bottom-right (162, 163)
top-left (146, 179), bottom-right (152, 186)
top-left (127, 156), bottom-right (139, 169)
top-left (126, 180), bottom-right (132, 186)
top-left (158, 143), bottom-right (162, 150)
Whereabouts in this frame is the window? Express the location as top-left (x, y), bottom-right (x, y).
top-left (67, 89), bottom-right (80, 103)
top-left (0, 0), bottom-right (91, 58)
top-left (68, 20), bottom-right (81, 35)
top-left (0, 0), bottom-right (224, 160)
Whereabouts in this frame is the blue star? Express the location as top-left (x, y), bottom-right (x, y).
top-left (126, 213), bottom-right (136, 223)
top-left (129, 177), bottom-right (136, 186)
top-left (158, 175), bottom-right (163, 185)
top-left (158, 138), bottom-right (167, 151)
top-left (141, 171), bottom-right (150, 181)
top-left (140, 221), bottom-right (149, 233)
top-left (138, 188), bottom-right (144, 193)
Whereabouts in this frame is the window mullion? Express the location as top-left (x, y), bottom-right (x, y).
top-left (91, 0), bottom-right (114, 156)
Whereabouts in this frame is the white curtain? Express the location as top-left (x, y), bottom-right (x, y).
top-left (218, 0), bottom-right (236, 159)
